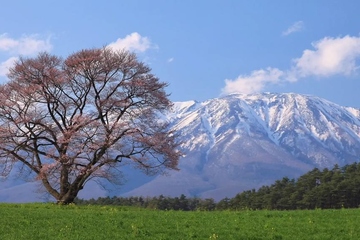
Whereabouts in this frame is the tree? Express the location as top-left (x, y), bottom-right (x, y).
top-left (0, 48), bottom-right (181, 204)
top-left (216, 197), bottom-right (231, 210)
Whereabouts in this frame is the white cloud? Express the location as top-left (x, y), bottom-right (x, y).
top-left (222, 67), bottom-right (284, 95)
top-left (222, 35), bottom-right (360, 95)
top-left (0, 57), bottom-right (17, 77)
top-left (0, 33), bottom-right (52, 80)
top-left (282, 21), bottom-right (304, 36)
top-left (0, 35), bottom-right (18, 51)
top-left (0, 33), bottom-right (52, 55)
top-left (291, 35), bottom-right (360, 79)
top-left (108, 32), bottom-right (152, 52)
top-left (167, 57), bottom-right (174, 63)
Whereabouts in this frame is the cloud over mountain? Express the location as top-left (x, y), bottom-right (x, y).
top-left (222, 68), bottom-right (284, 95)
top-left (291, 35), bottom-right (360, 78)
top-left (223, 35), bottom-right (360, 95)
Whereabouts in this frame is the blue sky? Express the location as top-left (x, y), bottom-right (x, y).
top-left (1, 1), bottom-right (360, 107)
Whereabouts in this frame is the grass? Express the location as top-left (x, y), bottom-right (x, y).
top-left (0, 203), bottom-right (359, 239)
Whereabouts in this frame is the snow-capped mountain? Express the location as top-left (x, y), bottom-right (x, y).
top-left (1, 92), bottom-right (360, 202)
top-left (122, 93), bottom-right (360, 200)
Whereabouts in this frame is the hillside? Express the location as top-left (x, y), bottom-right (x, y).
top-left (123, 93), bottom-right (360, 200)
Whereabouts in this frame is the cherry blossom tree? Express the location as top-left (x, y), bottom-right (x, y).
top-left (0, 48), bottom-right (180, 204)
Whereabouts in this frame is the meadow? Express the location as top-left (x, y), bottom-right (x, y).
top-left (0, 203), bottom-right (359, 240)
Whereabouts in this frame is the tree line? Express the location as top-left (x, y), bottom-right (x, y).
top-left (76, 162), bottom-right (360, 210)
top-left (75, 194), bottom-right (217, 211)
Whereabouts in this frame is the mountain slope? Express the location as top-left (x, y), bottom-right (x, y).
top-left (123, 93), bottom-right (360, 200)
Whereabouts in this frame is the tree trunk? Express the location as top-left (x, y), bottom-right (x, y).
top-left (56, 189), bottom-right (80, 205)
top-left (56, 174), bottom-right (87, 204)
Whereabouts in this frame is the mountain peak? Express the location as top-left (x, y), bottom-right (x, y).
top-left (124, 92), bottom-right (360, 200)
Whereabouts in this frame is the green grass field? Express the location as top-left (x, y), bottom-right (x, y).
top-left (0, 203), bottom-right (359, 239)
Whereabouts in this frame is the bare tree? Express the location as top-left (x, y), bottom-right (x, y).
top-left (0, 48), bottom-right (180, 204)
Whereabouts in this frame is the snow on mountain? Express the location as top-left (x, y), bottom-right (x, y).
top-left (123, 93), bottom-right (360, 200)
top-left (1, 92), bottom-right (360, 202)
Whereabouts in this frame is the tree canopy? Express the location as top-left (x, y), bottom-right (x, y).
top-left (0, 47), bottom-right (180, 204)
top-left (226, 163), bottom-right (360, 210)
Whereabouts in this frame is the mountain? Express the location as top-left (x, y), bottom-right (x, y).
top-left (122, 93), bottom-right (360, 200)
top-left (1, 92), bottom-right (360, 202)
